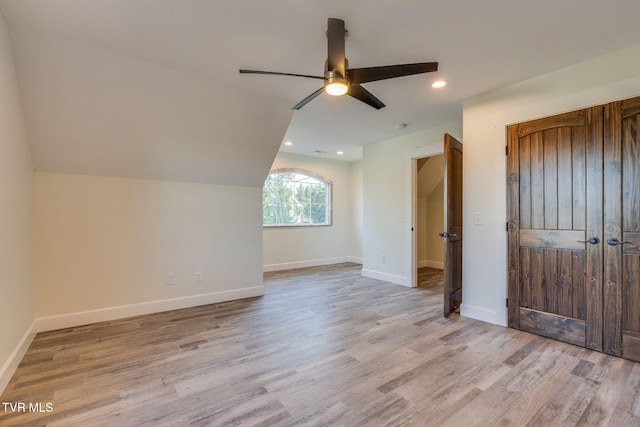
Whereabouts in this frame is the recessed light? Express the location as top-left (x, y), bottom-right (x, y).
top-left (284, 141), bottom-right (293, 146)
top-left (432, 80), bottom-right (447, 89)
top-left (337, 151), bottom-right (344, 155)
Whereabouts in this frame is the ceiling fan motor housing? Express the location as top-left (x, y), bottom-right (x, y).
top-left (324, 58), bottom-right (349, 95)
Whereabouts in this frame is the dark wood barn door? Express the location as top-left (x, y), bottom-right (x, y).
top-left (508, 95), bottom-right (640, 361)
top-left (443, 133), bottom-right (463, 317)
top-left (507, 107), bottom-right (604, 351)
top-left (604, 96), bottom-right (640, 360)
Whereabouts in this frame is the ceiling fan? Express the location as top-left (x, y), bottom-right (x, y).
top-left (239, 18), bottom-right (438, 110)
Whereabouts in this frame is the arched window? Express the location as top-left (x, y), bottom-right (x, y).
top-left (263, 169), bottom-right (332, 226)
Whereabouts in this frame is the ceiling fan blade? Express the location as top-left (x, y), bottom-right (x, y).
top-left (292, 87), bottom-right (325, 110)
top-left (239, 69), bottom-right (325, 80)
top-left (327, 18), bottom-right (346, 77)
top-left (348, 62), bottom-right (438, 84)
top-left (347, 84), bottom-right (385, 110)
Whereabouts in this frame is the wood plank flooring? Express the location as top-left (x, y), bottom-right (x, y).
top-left (2, 263), bottom-right (639, 426)
top-left (416, 267), bottom-right (444, 293)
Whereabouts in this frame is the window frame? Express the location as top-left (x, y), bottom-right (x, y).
top-left (262, 168), bottom-right (333, 228)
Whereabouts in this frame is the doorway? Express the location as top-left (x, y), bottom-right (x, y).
top-left (408, 133), bottom-right (463, 317)
top-left (415, 155), bottom-right (445, 294)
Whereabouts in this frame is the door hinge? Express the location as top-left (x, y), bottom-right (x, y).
top-left (506, 222), bottom-right (509, 231)
top-left (506, 146), bottom-right (509, 156)
top-left (506, 298), bottom-right (509, 308)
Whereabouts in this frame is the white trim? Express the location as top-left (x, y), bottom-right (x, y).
top-left (417, 260), bottom-right (444, 269)
top-left (0, 319), bottom-right (38, 395)
top-left (361, 268), bottom-right (408, 287)
top-left (460, 303), bottom-right (506, 327)
top-left (263, 256), bottom-right (360, 272)
top-left (35, 286), bottom-right (264, 333)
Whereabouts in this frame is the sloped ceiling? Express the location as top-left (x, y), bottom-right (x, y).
top-left (7, 26), bottom-right (293, 187)
top-left (2, 0), bottom-right (640, 183)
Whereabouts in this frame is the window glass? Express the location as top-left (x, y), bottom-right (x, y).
top-left (263, 170), bottom-right (331, 226)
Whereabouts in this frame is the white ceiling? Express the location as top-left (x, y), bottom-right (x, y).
top-left (2, 1), bottom-right (640, 181)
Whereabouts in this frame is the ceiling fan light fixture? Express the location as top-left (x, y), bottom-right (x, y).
top-left (240, 18), bottom-right (438, 110)
top-left (325, 78), bottom-right (348, 96)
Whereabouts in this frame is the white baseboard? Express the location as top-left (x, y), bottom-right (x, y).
top-left (347, 256), bottom-right (363, 265)
top-left (417, 260), bottom-right (444, 269)
top-left (0, 319), bottom-right (38, 395)
top-left (361, 268), bottom-right (409, 287)
top-left (460, 303), bottom-right (505, 326)
top-left (263, 256), bottom-right (361, 272)
top-left (35, 286), bottom-right (264, 333)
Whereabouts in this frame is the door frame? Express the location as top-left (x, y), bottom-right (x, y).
top-left (405, 143), bottom-right (444, 288)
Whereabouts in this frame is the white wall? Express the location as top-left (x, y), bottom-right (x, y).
top-left (263, 152), bottom-right (362, 271)
top-left (349, 160), bottom-right (363, 262)
top-left (33, 172), bottom-right (264, 328)
top-left (462, 43), bottom-right (640, 326)
top-left (0, 11), bottom-right (35, 392)
top-left (362, 123), bottom-right (462, 286)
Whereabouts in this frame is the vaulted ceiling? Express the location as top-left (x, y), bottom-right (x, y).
top-left (2, 0), bottom-right (640, 185)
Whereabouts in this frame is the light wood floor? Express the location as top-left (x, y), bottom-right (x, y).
top-left (2, 263), bottom-right (639, 426)
top-left (416, 267), bottom-right (444, 294)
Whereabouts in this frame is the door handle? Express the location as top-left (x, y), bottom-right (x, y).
top-left (439, 232), bottom-right (458, 238)
top-left (577, 237), bottom-right (600, 245)
top-left (607, 237), bottom-right (629, 246)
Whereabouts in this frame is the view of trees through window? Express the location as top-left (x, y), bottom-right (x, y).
top-left (263, 170), bottom-right (330, 226)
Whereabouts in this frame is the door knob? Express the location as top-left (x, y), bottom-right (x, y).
top-left (607, 237), bottom-right (629, 246)
top-left (577, 237), bottom-right (600, 244)
top-left (439, 232), bottom-right (458, 238)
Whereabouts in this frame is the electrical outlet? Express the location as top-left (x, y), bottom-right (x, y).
top-left (165, 273), bottom-right (175, 285)
top-left (380, 255), bottom-right (385, 264)
top-left (195, 271), bottom-right (202, 282)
